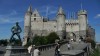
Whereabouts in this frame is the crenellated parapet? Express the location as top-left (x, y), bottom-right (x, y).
top-left (65, 20), bottom-right (79, 26)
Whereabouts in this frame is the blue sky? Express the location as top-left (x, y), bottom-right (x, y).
top-left (0, 0), bottom-right (100, 42)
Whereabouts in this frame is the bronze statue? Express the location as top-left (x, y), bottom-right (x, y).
top-left (10, 22), bottom-right (22, 43)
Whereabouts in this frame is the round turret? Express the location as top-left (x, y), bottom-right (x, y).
top-left (78, 10), bottom-right (87, 15)
top-left (57, 6), bottom-right (66, 39)
top-left (78, 9), bottom-right (87, 39)
top-left (23, 6), bottom-right (32, 46)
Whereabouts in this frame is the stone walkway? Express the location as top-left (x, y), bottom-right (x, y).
top-left (39, 42), bottom-right (88, 56)
top-left (0, 42), bottom-right (88, 56)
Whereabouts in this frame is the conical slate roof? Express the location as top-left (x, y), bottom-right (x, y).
top-left (28, 5), bottom-right (32, 12)
top-left (57, 6), bottom-right (65, 15)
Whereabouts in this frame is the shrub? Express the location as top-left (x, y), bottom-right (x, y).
top-left (26, 32), bottom-right (59, 46)
top-left (0, 39), bottom-right (8, 46)
top-left (32, 35), bottom-right (48, 46)
top-left (46, 32), bottom-right (59, 44)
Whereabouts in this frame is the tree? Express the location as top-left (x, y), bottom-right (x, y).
top-left (32, 35), bottom-right (41, 46)
top-left (25, 32), bottom-right (60, 46)
top-left (32, 35), bottom-right (48, 46)
top-left (0, 39), bottom-right (8, 46)
top-left (46, 32), bottom-right (59, 44)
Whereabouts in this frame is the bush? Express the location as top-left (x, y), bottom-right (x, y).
top-left (0, 39), bottom-right (8, 46)
top-left (26, 32), bottom-right (59, 46)
top-left (46, 32), bottom-right (59, 44)
top-left (31, 35), bottom-right (48, 46)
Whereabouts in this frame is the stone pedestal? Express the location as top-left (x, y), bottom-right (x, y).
top-left (4, 46), bottom-right (30, 56)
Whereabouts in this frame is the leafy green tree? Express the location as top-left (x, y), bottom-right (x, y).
top-left (0, 39), bottom-right (8, 46)
top-left (46, 32), bottom-right (59, 44)
top-left (25, 32), bottom-right (59, 46)
top-left (32, 35), bottom-right (48, 46)
top-left (38, 36), bottom-right (48, 45)
top-left (32, 35), bottom-right (41, 46)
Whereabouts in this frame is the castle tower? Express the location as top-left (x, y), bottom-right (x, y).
top-left (23, 6), bottom-right (32, 46)
top-left (57, 6), bottom-right (66, 40)
top-left (78, 9), bottom-right (87, 39)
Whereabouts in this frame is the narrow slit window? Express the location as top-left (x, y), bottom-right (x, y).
top-left (34, 18), bottom-right (36, 21)
top-left (34, 14), bottom-right (36, 17)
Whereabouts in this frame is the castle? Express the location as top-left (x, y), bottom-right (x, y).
top-left (23, 6), bottom-right (95, 45)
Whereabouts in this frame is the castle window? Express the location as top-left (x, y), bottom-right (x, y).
top-left (34, 14), bottom-right (36, 17)
top-left (34, 18), bottom-right (36, 21)
top-left (54, 26), bottom-right (56, 28)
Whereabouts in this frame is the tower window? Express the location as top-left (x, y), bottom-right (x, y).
top-left (34, 14), bottom-right (36, 17)
top-left (54, 26), bottom-right (56, 28)
top-left (34, 18), bottom-right (36, 21)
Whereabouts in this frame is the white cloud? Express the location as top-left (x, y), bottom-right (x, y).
top-left (95, 14), bottom-right (100, 18)
top-left (49, 10), bottom-right (57, 14)
top-left (10, 10), bottom-right (17, 16)
top-left (38, 6), bottom-right (57, 16)
top-left (0, 18), bottom-right (10, 23)
top-left (0, 10), bottom-right (23, 24)
top-left (0, 18), bottom-right (23, 24)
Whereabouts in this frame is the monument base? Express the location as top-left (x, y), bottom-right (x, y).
top-left (4, 45), bottom-right (30, 56)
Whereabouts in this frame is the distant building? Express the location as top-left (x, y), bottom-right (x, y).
top-left (23, 6), bottom-right (95, 45)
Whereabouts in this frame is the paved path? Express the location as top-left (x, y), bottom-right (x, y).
top-left (0, 42), bottom-right (88, 56)
top-left (39, 42), bottom-right (88, 56)
top-left (0, 46), bottom-right (6, 56)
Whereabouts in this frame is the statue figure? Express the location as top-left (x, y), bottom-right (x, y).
top-left (10, 22), bottom-right (22, 43)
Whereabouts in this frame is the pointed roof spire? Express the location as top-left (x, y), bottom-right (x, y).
top-left (81, 3), bottom-right (83, 10)
top-left (34, 9), bottom-right (38, 13)
top-left (28, 5), bottom-right (32, 12)
top-left (33, 9), bottom-right (40, 15)
top-left (57, 6), bottom-right (64, 15)
top-left (78, 3), bottom-right (87, 15)
top-left (32, 9), bottom-right (40, 17)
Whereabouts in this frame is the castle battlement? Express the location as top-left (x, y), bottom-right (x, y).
top-left (65, 20), bottom-right (79, 24)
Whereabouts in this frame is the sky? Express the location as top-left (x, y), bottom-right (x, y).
top-left (0, 0), bottom-right (100, 42)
